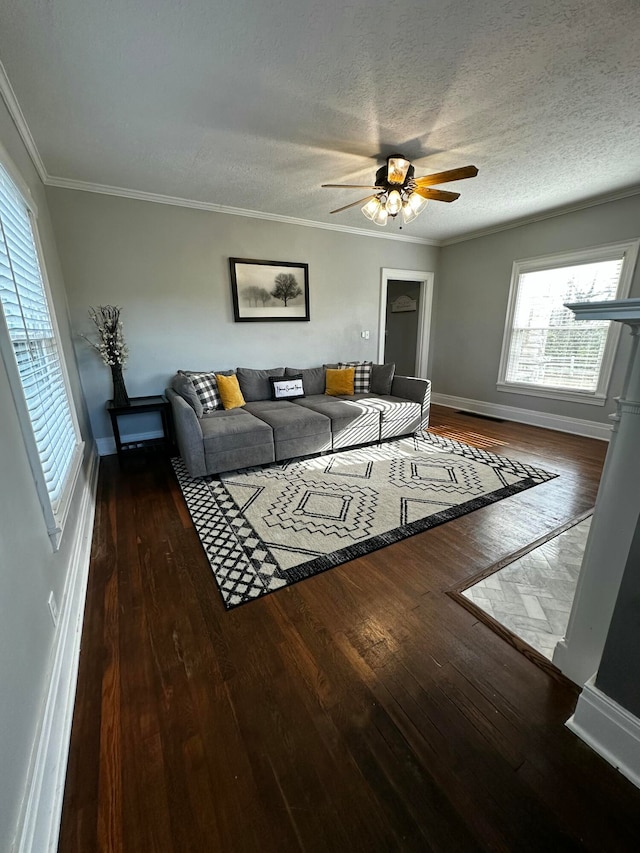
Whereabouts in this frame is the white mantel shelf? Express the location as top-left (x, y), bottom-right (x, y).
top-left (564, 298), bottom-right (640, 322)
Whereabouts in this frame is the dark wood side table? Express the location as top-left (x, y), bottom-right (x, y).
top-left (106, 395), bottom-right (176, 460)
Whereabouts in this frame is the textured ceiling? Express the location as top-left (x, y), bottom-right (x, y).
top-left (0, 0), bottom-right (639, 241)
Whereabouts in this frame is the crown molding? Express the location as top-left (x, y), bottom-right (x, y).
top-left (0, 60), bottom-right (435, 244)
top-left (44, 175), bottom-right (439, 245)
top-left (0, 60), bottom-right (48, 184)
top-left (440, 184), bottom-right (640, 246)
top-left (42, 174), bottom-right (640, 249)
top-left (4, 57), bottom-right (638, 249)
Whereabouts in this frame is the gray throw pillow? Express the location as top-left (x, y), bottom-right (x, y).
top-left (371, 363), bottom-right (396, 396)
top-left (176, 369), bottom-right (235, 416)
top-left (173, 372), bottom-right (204, 418)
top-left (236, 367), bottom-right (285, 402)
top-left (285, 366), bottom-right (326, 396)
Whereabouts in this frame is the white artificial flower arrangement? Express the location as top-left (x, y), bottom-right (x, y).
top-left (82, 305), bottom-right (129, 367)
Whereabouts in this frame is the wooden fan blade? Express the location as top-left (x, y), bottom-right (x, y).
top-left (413, 165), bottom-right (478, 187)
top-left (413, 187), bottom-right (460, 203)
top-left (329, 195), bottom-right (376, 214)
top-left (322, 184), bottom-right (383, 189)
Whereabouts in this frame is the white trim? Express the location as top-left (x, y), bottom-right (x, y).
top-left (14, 448), bottom-right (99, 853)
top-left (96, 428), bottom-right (164, 456)
top-left (441, 185), bottom-right (640, 246)
top-left (431, 392), bottom-right (612, 441)
top-left (49, 443), bottom-right (84, 551)
top-left (496, 382), bottom-right (607, 406)
top-left (509, 240), bottom-right (640, 272)
top-left (0, 141), bottom-right (38, 217)
top-left (0, 60), bottom-right (48, 185)
top-left (567, 676), bottom-right (640, 791)
top-left (0, 157), bottom-right (85, 549)
top-left (44, 176), bottom-right (437, 245)
top-left (496, 240), bottom-right (639, 406)
top-left (0, 317), bottom-right (84, 548)
top-left (29, 207), bottom-right (87, 547)
top-left (378, 268), bottom-right (434, 378)
top-left (415, 280), bottom-right (434, 379)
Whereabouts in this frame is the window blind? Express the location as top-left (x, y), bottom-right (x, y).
top-left (0, 164), bottom-right (77, 515)
top-left (505, 259), bottom-right (623, 392)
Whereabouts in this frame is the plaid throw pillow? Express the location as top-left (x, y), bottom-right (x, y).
top-left (338, 361), bottom-right (372, 394)
top-left (188, 371), bottom-right (222, 412)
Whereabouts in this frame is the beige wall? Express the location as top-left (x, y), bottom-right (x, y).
top-left (45, 187), bottom-right (438, 442)
top-left (433, 195), bottom-right (640, 425)
top-left (0, 102), bottom-right (92, 849)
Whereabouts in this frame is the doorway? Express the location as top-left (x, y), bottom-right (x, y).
top-left (378, 268), bottom-right (434, 378)
top-left (384, 279), bottom-right (421, 375)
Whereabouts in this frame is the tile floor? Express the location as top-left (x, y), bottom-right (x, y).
top-left (462, 517), bottom-right (591, 659)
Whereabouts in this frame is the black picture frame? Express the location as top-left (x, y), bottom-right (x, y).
top-left (229, 258), bottom-right (310, 322)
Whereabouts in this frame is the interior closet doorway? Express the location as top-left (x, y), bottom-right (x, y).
top-left (378, 268), bottom-right (434, 378)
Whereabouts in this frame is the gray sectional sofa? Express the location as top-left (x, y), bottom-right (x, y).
top-left (166, 364), bottom-right (431, 478)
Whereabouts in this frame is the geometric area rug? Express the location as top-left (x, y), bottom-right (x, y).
top-left (172, 433), bottom-right (557, 609)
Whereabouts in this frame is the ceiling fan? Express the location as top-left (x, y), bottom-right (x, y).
top-left (322, 155), bottom-right (478, 227)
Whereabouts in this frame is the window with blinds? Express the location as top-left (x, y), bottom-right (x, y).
top-left (0, 162), bottom-right (82, 548)
top-left (497, 243), bottom-right (638, 405)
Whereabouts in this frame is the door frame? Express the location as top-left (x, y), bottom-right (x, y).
top-left (378, 268), bottom-right (434, 378)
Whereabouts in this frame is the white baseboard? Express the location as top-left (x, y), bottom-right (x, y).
top-left (14, 447), bottom-right (99, 853)
top-left (431, 392), bottom-right (612, 441)
top-left (96, 428), bottom-right (164, 456)
top-left (567, 676), bottom-right (640, 790)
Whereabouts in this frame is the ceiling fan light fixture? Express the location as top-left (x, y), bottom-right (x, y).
top-left (325, 158), bottom-right (477, 227)
top-left (385, 189), bottom-right (402, 216)
top-left (387, 156), bottom-right (411, 185)
top-left (401, 203), bottom-right (418, 224)
top-left (406, 192), bottom-right (429, 215)
top-left (361, 197), bottom-right (381, 220)
top-left (372, 204), bottom-right (389, 226)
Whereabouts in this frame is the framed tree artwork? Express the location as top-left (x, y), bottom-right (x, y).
top-left (229, 258), bottom-right (310, 322)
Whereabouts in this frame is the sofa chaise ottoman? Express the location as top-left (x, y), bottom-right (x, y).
top-left (166, 364), bottom-right (431, 478)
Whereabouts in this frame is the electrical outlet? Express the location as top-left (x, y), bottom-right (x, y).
top-left (48, 591), bottom-right (58, 626)
top-left (361, 329), bottom-right (370, 339)
top-left (365, 330), bottom-right (370, 339)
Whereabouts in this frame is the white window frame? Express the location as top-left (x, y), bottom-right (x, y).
top-left (0, 144), bottom-right (84, 550)
top-left (496, 240), bottom-right (640, 406)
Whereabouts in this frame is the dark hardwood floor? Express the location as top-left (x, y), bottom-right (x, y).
top-left (59, 407), bottom-right (640, 852)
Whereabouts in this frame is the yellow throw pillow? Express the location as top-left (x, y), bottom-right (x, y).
top-left (215, 373), bottom-right (246, 410)
top-left (325, 367), bottom-right (355, 396)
